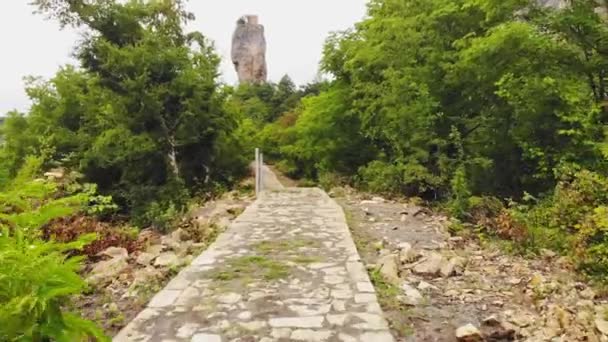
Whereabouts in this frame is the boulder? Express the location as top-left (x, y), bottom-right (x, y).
top-left (413, 253), bottom-right (444, 276)
top-left (595, 316), bottom-right (608, 335)
top-left (87, 256), bottom-right (129, 285)
top-left (136, 252), bottom-right (157, 266)
top-left (456, 324), bottom-right (483, 342)
top-left (398, 242), bottom-right (419, 263)
top-left (400, 283), bottom-right (423, 306)
top-left (440, 257), bottom-right (466, 277)
top-left (417, 281), bottom-right (438, 291)
top-left (43, 167), bottom-right (65, 180)
top-left (98, 246), bottom-right (128, 259)
top-left (378, 253), bottom-right (400, 284)
top-left (154, 252), bottom-right (180, 268)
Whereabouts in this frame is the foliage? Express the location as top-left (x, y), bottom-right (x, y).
top-left (245, 0), bottom-right (608, 282)
top-left (2, 0), bottom-right (246, 228)
top-left (0, 158), bottom-right (107, 341)
top-left (511, 168), bottom-right (608, 274)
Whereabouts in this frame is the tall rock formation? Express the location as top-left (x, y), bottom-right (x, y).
top-left (231, 15), bottom-right (267, 84)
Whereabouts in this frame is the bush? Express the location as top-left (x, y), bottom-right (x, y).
top-left (0, 161), bottom-right (107, 340)
top-left (504, 169), bottom-right (608, 277)
top-left (358, 160), bottom-right (443, 197)
top-left (0, 232), bottom-right (107, 342)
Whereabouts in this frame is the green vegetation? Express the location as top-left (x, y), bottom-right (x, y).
top-left (252, 0), bottom-right (608, 281)
top-left (212, 255), bottom-right (290, 282)
top-left (5, 0), bottom-right (608, 338)
top-left (0, 157), bottom-right (108, 341)
top-left (0, 0), bottom-right (271, 339)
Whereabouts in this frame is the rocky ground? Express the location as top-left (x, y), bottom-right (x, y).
top-left (334, 187), bottom-right (608, 342)
top-left (76, 187), bottom-right (254, 336)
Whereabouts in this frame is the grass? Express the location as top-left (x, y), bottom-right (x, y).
top-left (254, 238), bottom-right (318, 254)
top-left (212, 255), bottom-right (290, 282)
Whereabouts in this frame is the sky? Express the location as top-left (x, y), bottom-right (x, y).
top-left (0, 0), bottom-right (368, 115)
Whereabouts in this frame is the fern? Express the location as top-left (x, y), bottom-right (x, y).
top-left (0, 158), bottom-right (109, 341)
top-left (0, 231), bottom-right (108, 342)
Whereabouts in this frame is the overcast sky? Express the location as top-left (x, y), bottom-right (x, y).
top-left (0, 1), bottom-right (368, 115)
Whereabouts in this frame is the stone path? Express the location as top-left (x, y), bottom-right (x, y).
top-left (115, 187), bottom-right (394, 342)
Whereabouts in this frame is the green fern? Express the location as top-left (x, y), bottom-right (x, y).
top-left (0, 157), bottom-right (109, 341)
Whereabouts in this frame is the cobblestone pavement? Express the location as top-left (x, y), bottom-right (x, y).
top-left (115, 188), bottom-right (394, 342)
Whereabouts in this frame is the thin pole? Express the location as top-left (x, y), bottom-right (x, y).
top-left (260, 152), bottom-right (264, 192)
top-left (255, 148), bottom-right (260, 196)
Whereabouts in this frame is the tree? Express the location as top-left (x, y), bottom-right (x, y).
top-left (4, 0), bottom-right (245, 225)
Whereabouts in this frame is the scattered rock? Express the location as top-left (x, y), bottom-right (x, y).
top-left (540, 248), bottom-right (557, 258)
top-left (377, 254), bottom-right (400, 284)
top-left (43, 167), bottom-right (65, 179)
top-left (87, 256), bottom-right (129, 285)
top-left (483, 315), bottom-right (500, 326)
top-left (136, 252), bottom-right (157, 266)
top-left (507, 311), bottom-right (535, 328)
top-left (581, 288), bottom-right (596, 300)
top-left (98, 246), bottom-right (128, 260)
top-left (440, 257), bottom-right (466, 277)
top-left (154, 252), bottom-right (180, 268)
top-left (398, 243), bottom-right (419, 263)
top-left (400, 283), bottom-right (423, 306)
top-left (455, 324), bottom-right (483, 342)
top-left (481, 318), bottom-right (516, 341)
top-left (413, 253), bottom-right (444, 276)
top-left (417, 281), bottom-right (438, 291)
top-left (595, 316), bottom-right (608, 335)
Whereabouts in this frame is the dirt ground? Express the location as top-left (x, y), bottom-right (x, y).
top-left (334, 187), bottom-right (605, 342)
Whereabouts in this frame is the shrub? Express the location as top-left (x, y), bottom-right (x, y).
top-left (358, 160), bottom-right (443, 197)
top-left (0, 173), bottom-right (107, 339)
top-left (0, 231), bottom-right (108, 342)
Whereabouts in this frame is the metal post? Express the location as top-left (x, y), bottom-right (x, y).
top-left (255, 148), bottom-right (260, 196)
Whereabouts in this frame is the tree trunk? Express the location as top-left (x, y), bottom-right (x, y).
top-left (167, 135), bottom-right (180, 178)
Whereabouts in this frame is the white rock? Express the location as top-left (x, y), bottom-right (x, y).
top-left (401, 283), bottom-right (423, 305)
top-left (377, 253), bottom-right (400, 284)
top-left (86, 256), bottom-right (129, 284)
top-left (154, 252), bottom-right (179, 267)
top-left (413, 253), bottom-right (444, 276)
top-left (191, 333), bottom-right (221, 342)
top-left (596, 317), bottom-right (608, 335)
top-left (136, 252), bottom-right (157, 265)
top-left (98, 246), bottom-right (128, 259)
top-left (417, 281), bottom-right (438, 291)
top-left (455, 323), bottom-right (482, 341)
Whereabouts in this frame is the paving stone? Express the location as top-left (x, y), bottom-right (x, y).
top-left (176, 323), bottom-right (200, 338)
top-left (269, 316), bottom-right (325, 328)
top-left (191, 333), bottom-right (221, 342)
top-left (217, 292), bottom-right (242, 304)
top-left (147, 290), bottom-right (181, 308)
top-left (354, 293), bottom-right (377, 304)
top-left (238, 320), bottom-right (267, 331)
top-left (356, 282), bottom-right (375, 293)
top-left (290, 329), bottom-right (333, 341)
top-left (327, 314), bottom-right (349, 326)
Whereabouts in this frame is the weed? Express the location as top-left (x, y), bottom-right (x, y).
top-left (212, 255), bottom-right (290, 282)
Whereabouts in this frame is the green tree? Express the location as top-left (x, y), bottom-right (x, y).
top-left (4, 0), bottom-right (245, 226)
